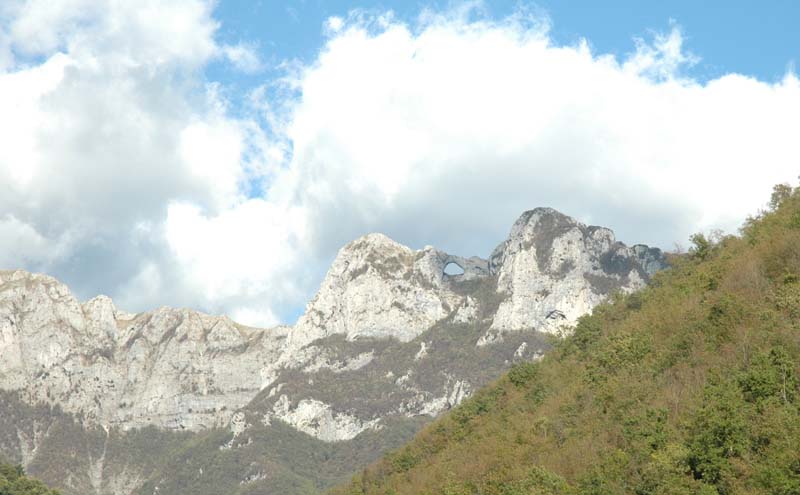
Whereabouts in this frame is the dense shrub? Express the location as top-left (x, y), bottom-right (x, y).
top-left (0, 461), bottom-right (60, 495)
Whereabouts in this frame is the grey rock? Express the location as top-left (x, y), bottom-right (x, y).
top-left (483, 208), bottom-right (666, 343)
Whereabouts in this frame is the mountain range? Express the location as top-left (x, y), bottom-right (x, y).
top-left (0, 207), bottom-right (665, 494)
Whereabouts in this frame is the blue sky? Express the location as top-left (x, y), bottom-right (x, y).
top-left (209, 1), bottom-right (799, 93)
top-left (1, 0), bottom-right (799, 325)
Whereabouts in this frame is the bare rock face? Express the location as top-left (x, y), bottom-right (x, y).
top-left (289, 233), bottom-right (497, 349)
top-left (0, 208), bottom-right (665, 472)
top-left (0, 270), bottom-right (290, 431)
top-left (481, 208), bottom-right (664, 343)
top-left (289, 234), bottom-right (456, 346)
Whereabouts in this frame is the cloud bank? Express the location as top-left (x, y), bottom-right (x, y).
top-left (1, 2), bottom-right (798, 326)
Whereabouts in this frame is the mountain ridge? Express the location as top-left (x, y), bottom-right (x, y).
top-left (0, 207), bottom-right (666, 494)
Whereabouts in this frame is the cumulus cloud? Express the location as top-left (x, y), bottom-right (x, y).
top-left (0, 3), bottom-right (798, 327)
top-left (266, 8), bottom-right (799, 261)
top-left (222, 42), bottom-right (263, 73)
top-left (0, 0), bottom-right (280, 322)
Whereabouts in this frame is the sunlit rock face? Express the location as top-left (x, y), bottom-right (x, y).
top-left (289, 233), bottom-right (456, 346)
top-left (481, 207), bottom-right (665, 344)
top-left (0, 208), bottom-right (665, 446)
top-left (0, 269), bottom-right (291, 431)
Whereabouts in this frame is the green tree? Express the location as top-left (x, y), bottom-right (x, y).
top-left (739, 348), bottom-right (797, 405)
top-left (0, 461), bottom-right (60, 495)
top-left (687, 379), bottom-right (750, 492)
top-left (689, 233), bottom-right (711, 261)
top-left (770, 183), bottom-right (794, 210)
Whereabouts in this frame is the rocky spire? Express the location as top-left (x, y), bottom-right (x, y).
top-left (482, 208), bottom-right (665, 343)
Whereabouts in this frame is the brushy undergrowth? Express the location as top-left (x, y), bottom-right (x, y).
top-left (332, 184), bottom-right (800, 495)
top-left (0, 460), bottom-right (60, 495)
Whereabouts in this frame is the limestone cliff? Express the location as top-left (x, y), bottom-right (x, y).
top-left (483, 207), bottom-right (664, 342)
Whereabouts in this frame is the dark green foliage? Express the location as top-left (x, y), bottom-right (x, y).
top-left (507, 361), bottom-right (540, 387)
top-left (739, 348), bottom-right (796, 405)
top-left (770, 183), bottom-right (793, 210)
top-left (388, 449), bottom-right (420, 473)
top-left (0, 460), bottom-right (60, 495)
top-left (450, 387), bottom-right (503, 426)
top-left (687, 378), bottom-right (750, 489)
top-left (565, 315), bottom-right (603, 354)
top-left (622, 408), bottom-right (668, 454)
top-left (689, 233), bottom-right (712, 260)
top-left (588, 331), bottom-right (652, 379)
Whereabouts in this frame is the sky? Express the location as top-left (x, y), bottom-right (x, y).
top-left (0, 0), bottom-right (798, 326)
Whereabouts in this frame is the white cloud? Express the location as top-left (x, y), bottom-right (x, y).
top-left (271, 8), bottom-right (799, 259)
top-left (0, 3), bottom-right (798, 327)
top-left (4, 0), bottom-right (218, 68)
top-left (0, 52), bottom-right (69, 189)
top-left (325, 16), bottom-right (345, 34)
top-left (163, 199), bottom-right (309, 323)
top-left (179, 117), bottom-right (246, 208)
top-left (222, 42), bottom-right (263, 73)
top-left (0, 215), bottom-right (53, 267)
top-left (0, 0), bottom-right (280, 323)
top-left (624, 22), bottom-right (699, 81)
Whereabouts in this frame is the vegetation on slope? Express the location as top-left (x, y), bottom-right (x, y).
top-left (0, 460), bottom-right (60, 495)
top-left (333, 184), bottom-right (800, 495)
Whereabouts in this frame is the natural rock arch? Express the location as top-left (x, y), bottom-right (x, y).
top-left (443, 261), bottom-right (465, 276)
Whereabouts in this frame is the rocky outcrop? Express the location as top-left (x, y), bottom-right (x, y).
top-left (0, 269), bottom-right (291, 431)
top-left (266, 395), bottom-right (381, 442)
top-left (288, 233), bottom-right (457, 346)
top-left (0, 208), bottom-right (664, 451)
top-left (482, 208), bottom-right (665, 343)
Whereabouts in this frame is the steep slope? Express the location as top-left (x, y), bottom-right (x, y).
top-left (0, 208), bottom-right (664, 495)
top-left (332, 187), bottom-right (800, 495)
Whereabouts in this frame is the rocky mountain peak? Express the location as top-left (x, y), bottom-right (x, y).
top-left (291, 233), bottom-right (456, 346)
top-left (490, 207), bottom-right (613, 274)
top-left (482, 208), bottom-right (666, 343)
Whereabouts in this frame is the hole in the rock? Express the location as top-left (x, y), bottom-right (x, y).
top-left (443, 262), bottom-right (465, 276)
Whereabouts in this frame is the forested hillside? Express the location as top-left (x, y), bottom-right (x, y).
top-left (334, 184), bottom-right (800, 495)
top-left (0, 460), bottom-right (60, 495)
